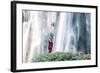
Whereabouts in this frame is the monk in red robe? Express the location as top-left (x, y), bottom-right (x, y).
top-left (48, 38), bottom-right (53, 53)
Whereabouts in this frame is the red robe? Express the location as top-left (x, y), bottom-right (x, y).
top-left (48, 40), bottom-right (53, 53)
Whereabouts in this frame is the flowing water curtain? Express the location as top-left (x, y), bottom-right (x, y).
top-left (34, 11), bottom-right (58, 55)
top-left (64, 13), bottom-right (77, 53)
top-left (27, 11), bottom-right (44, 62)
top-left (54, 12), bottom-right (76, 53)
top-left (46, 12), bottom-right (58, 52)
top-left (54, 12), bottom-right (68, 52)
top-left (23, 11), bottom-right (60, 62)
top-left (71, 13), bottom-right (81, 53)
top-left (23, 11), bottom-right (43, 62)
top-left (22, 10), bottom-right (32, 63)
top-left (85, 13), bottom-right (91, 54)
top-left (53, 12), bottom-right (91, 54)
top-left (72, 13), bottom-right (91, 54)
top-left (39, 11), bottom-right (66, 53)
top-left (77, 13), bottom-right (90, 54)
top-left (38, 11), bottom-right (48, 54)
top-left (22, 11), bottom-right (91, 63)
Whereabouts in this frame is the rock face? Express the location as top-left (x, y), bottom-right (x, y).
top-left (22, 11), bottom-right (91, 63)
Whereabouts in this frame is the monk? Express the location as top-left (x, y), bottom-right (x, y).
top-left (48, 38), bottom-right (53, 53)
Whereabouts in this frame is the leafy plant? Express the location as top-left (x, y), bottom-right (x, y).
top-left (32, 52), bottom-right (90, 62)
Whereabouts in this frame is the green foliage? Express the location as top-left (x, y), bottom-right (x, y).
top-left (32, 52), bottom-right (90, 62)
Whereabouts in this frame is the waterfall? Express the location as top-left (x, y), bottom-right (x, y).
top-left (23, 11), bottom-right (50, 62)
top-left (22, 11), bottom-right (91, 63)
top-left (54, 12), bottom-right (77, 53)
top-left (26, 11), bottom-right (42, 62)
top-left (23, 20), bottom-right (31, 63)
top-left (55, 12), bottom-right (67, 52)
top-left (22, 11), bottom-right (32, 63)
top-left (64, 13), bottom-right (76, 53)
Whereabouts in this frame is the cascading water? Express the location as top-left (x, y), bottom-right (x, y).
top-left (55, 12), bottom-right (67, 52)
top-left (22, 11), bottom-right (91, 63)
top-left (54, 12), bottom-right (78, 53)
top-left (64, 13), bottom-right (77, 53)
